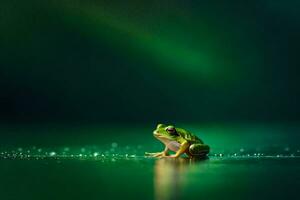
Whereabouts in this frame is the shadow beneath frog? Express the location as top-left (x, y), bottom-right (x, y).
top-left (153, 157), bottom-right (209, 200)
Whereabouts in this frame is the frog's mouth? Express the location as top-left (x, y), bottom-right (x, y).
top-left (153, 131), bottom-right (171, 140)
top-left (153, 131), bottom-right (175, 146)
top-left (153, 130), bottom-right (160, 137)
top-left (153, 130), bottom-right (164, 137)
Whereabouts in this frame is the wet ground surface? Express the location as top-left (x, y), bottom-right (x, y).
top-left (0, 123), bottom-right (300, 200)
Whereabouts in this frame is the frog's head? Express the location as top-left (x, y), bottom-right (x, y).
top-left (153, 124), bottom-right (180, 141)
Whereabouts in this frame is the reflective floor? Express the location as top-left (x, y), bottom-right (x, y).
top-left (0, 123), bottom-right (300, 200)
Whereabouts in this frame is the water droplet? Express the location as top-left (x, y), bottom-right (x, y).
top-left (93, 152), bottom-right (99, 157)
top-left (49, 152), bottom-right (56, 157)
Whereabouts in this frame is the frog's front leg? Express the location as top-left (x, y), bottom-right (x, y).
top-left (161, 142), bottom-right (189, 158)
top-left (145, 146), bottom-right (169, 157)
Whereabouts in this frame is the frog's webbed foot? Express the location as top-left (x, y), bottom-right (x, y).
top-left (145, 151), bottom-right (168, 157)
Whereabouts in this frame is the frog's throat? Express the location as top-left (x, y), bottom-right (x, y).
top-left (154, 135), bottom-right (181, 152)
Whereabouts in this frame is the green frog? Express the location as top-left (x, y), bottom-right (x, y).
top-left (145, 124), bottom-right (210, 158)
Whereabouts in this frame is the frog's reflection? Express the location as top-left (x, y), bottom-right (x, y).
top-left (154, 157), bottom-right (208, 200)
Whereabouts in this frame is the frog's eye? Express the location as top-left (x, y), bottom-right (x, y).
top-left (166, 126), bottom-right (177, 135)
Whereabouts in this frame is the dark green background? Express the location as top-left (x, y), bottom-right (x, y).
top-left (1, 2), bottom-right (300, 200)
top-left (1, 0), bottom-right (299, 124)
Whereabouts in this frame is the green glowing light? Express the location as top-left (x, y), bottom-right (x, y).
top-left (56, 2), bottom-right (239, 84)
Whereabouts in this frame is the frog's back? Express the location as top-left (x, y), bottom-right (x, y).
top-left (176, 127), bottom-right (204, 144)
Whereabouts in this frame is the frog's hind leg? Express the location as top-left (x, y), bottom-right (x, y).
top-left (188, 144), bottom-right (210, 158)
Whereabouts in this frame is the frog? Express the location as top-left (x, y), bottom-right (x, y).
top-left (145, 124), bottom-right (210, 158)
